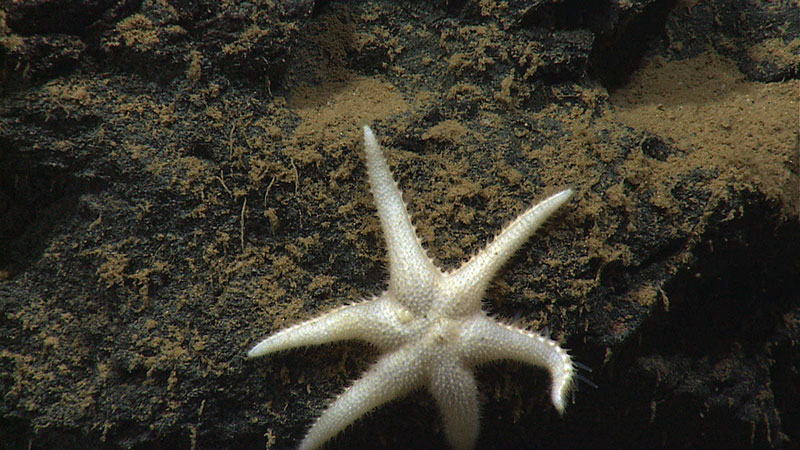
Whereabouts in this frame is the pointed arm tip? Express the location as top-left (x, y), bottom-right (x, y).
top-left (363, 125), bottom-right (377, 150)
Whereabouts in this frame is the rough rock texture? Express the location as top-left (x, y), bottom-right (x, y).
top-left (1, 0), bottom-right (798, 449)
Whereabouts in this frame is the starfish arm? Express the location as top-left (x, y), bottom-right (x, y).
top-left (247, 295), bottom-right (405, 358)
top-left (459, 315), bottom-right (574, 414)
top-left (429, 356), bottom-right (480, 450)
top-left (363, 126), bottom-right (439, 312)
top-left (298, 345), bottom-right (425, 450)
top-left (449, 189), bottom-right (573, 306)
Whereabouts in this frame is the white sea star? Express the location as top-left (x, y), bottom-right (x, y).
top-left (248, 126), bottom-right (576, 450)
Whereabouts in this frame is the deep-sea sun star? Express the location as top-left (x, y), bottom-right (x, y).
top-left (248, 126), bottom-right (579, 450)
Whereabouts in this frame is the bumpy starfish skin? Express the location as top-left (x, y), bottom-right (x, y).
top-left (248, 126), bottom-right (576, 450)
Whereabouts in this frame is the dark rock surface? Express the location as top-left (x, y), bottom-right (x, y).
top-left (1, 1), bottom-right (798, 449)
